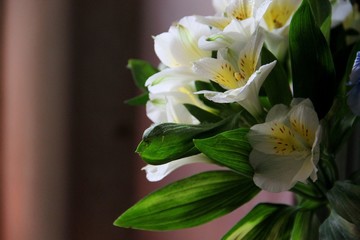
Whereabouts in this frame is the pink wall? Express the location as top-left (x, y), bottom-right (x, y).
top-left (132, 0), bottom-right (294, 239)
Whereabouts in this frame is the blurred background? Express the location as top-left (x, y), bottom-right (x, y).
top-left (0, 1), bottom-right (357, 240)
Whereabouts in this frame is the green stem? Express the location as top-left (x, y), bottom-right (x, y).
top-left (291, 183), bottom-right (326, 202)
top-left (320, 151), bottom-right (339, 186)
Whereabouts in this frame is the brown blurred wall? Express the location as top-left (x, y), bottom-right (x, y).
top-left (1, 0), bottom-right (140, 240)
top-left (1, 1), bottom-right (70, 240)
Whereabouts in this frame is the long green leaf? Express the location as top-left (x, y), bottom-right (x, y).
top-left (125, 92), bottom-right (149, 105)
top-left (319, 210), bottom-right (360, 240)
top-left (326, 181), bottom-right (360, 226)
top-left (289, 0), bottom-right (336, 119)
top-left (137, 112), bottom-right (252, 164)
top-left (307, 0), bottom-right (332, 41)
top-left (222, 203), bottom-right (296, 240)
top-left (194, 128), bottom-right (253, 178)
top-left (291, 210), bottom-right (320, 240)
top-left (114, 171), bottom-right (260, 230)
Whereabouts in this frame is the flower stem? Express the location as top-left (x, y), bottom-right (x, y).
top-left (291, 183), bottom-right (326, 202)
top-left (319, 151), bottom-right (339, 187)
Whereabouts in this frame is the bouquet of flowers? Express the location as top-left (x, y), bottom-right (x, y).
top-left (115, 0), bottom-right (360, 239)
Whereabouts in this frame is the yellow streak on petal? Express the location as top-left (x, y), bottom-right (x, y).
top-left (214, 63), bottom-right (242, 89)
top-left (238, 53), bottom-right (257, 82)
top-left (230, 1), bottom-right (254, 21)
top-left (269, 123), bottom-right (303, 155)
top-left (290, 119), bottom-right (315, 147)
top-left (264, 2), bottom-right (298, 30)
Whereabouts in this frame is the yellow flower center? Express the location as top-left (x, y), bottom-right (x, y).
top-left (213, 52), bottom-right (257, 90)
top-left (214, 63), bottom-right (240, 89)
top-left (269, 123), bottom-right (306, 155)
top-left (238, 53), bottom-right (257, 82)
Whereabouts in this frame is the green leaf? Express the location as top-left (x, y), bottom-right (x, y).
top-left (261, 47), bottom-right (292, 106)
top-left (289, 0), bottom-right (336, 119)
top-left (291, 210), bottom-right (320, 240)
top-left (222, 203), bottom-right (296, 240)
top-left (194, 128), bottom-right (253, 178)
top-left (326, 181), bottom-right (360, 226)
top-left (184, 104), bottom-right (222, 123)
top-left (307, 0), bottom-right (332, 41)
top-left (322, 97), bottom-right (359, 155)
top-left (114, 170), bottom-right (260, 230)
top-left (137, 112), bottom-right (251, 164)
top-left (292, 182), bottom-right (326, 202)
top-left (125, 92), bottom-right (149, 105)
top-left (319, 210), bottom-right (360, 240)
top-left (127, 59), bottom-right (158, 90)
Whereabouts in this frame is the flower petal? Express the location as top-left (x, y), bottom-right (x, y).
top-left (265, 103), bottom-right (289, 122)
top-left (145, 67), bottom-right (199, 93)
top-left (347, 83), bottom-right (360, 116)
top-left (248, 121), bottom-right (305, 155)
top-left (349, 52), bottom-right (360, 86)
top-left (331, 0), bottom-right (353, 27)
top-left (193, 58), bottom-right (241, 89)
top-left (154, 16), bottom-right (212, 67)
top-left (250, 150), bottom-right (311, 192)
top-left (347, 52), bottom-right (360, 115)
top-left (195, 60), bottom-right (276, 117)
top-left (146, 93), bottom-right (196, 124)
top-left (288, 99), bottom-right (319, 146)
top-left (142, 154), bottom-right (213, 182)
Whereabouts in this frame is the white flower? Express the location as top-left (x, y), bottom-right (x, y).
top-left (154, 16), bottom-right (213, 68)
top-left (142, 154), bottom-right (213, 182)
top-left (145, 67), bottom-right (214, 124)
top-left (342, 3), bottom-right (360, 44)
top-left (197, 0), bottom-right (272, 31)
top-left (194, 29), bottom-right (276, 118)
top-left (260, 0), bottom-right (302, 60)
top-left (147, 92), bottom-right (199, 124)
top-left (248, 99), bottom-right (321, 192)
top-left (331, 0), bottom-right (353, 28)
top-left (198, 18), bottom-right (258, 52)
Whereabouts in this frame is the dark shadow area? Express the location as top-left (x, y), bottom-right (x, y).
top-left (67, 1), bottom-right (140, 239)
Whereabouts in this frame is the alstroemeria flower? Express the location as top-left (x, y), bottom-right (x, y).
top-left (260, 0), bottom-right (301, 60)
top-left (343, 3), bottom-right (360, 44)
top-left (347, 51), bottom-right (360, 116)
top-left (142, 154), bottom-right (213, 182)
top-left (154, 16), bottom-right (213, 68)
top-left (145, 67), bottom-right (215, 124)
top-left (331, 0), bottom-right (353, 28)
top-left (198, 18), bottom-right (257, 52)
top-left (194, 29), bottom-right (276, 118)
top-left (248, 99), bottom-right (321, 192)
top-left (197, 0), bottom-right (272, 31)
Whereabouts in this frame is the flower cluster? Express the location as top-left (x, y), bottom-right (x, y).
top-left (116, 0), bottom-right (360, 239)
